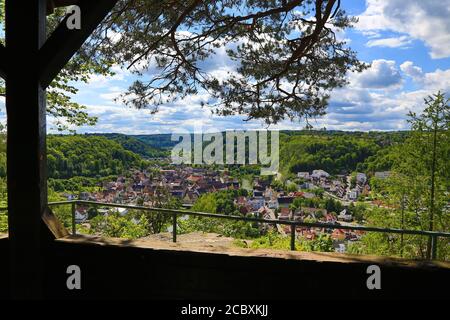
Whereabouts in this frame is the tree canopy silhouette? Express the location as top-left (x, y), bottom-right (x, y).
top-left (80, 0), bottom-right (367, 124)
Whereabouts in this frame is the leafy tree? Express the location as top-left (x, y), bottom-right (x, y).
top-left (351, 92), bottom-right (450, 260)
top-left (247, 231), bottom-right (302, 250)
top-left (280, 134), bottom-right (380, 175)
top-left (0, 4), bottom-right (113, 132)
top-left (76, 0), bottom-right (366, 124)
top-left (242, 231), bottom-right (333, 252)
top-left (301, 234), bottom-right (333, 252)
top-left (406, 93), bottom-right (449, 229)
top-left (91, 133), bottom-right (168, 158)
top-left (324, 197), bottom-right (342, 213)
top-left (394, 92), bottom-right (450, 258)
top-left (180, 190), bottom-right (260, 238)
top-left (134, 186), bottom-right (182, 234)
top-left (286, 182), bottom-right (298, 193)
top-left (47, 135), bottom-right (145, 178)
top-left (89, 213), bottom-right (148, 239)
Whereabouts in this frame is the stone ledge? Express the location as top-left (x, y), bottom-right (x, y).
top-left (56, 234), bottom-right (450, 270)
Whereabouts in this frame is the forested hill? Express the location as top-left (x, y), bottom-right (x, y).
top-left (126, 130), bottom-right (405, 175)
top-left (47, 135), bottom-right (145, 179)
top-left (133, 134), bottom-right (177, 150)
top-left (278, 130), bottom-right (407, 175)
top-left (0, 131), bottom-right (406, 181)
top-left (87, 133), bottom-right (168, 158)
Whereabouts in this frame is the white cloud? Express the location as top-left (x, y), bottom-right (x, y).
top-left (318, 61), bottom-right (450, 131)
top-left (357, 0), bottom-right (450, 58)
top-left (400, 61), bottom-right (424, 80)
top-left (68, 59), bottom-right (450, 133)
top-left (422, 68), bottom-right (450, 91)
top-left (399, 61), bottom-right (450, 91)
top-left (366, 36), bottom-right (413, 49)
top-left (351, 59), bottom-right (403, 89)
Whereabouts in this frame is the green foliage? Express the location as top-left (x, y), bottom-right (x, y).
top-left (0, 4), bottom-right (113, 132)
top-left (291, 196), bottom-right (342, 214)
top-left (91, 133), bottom-right (168, 158)
top-left (180, 217), bottom-right (260, 239)
top-left (0, 213), bottom-right (6, 234)
top-left (134, 134), bottom-right (178, 150)
top-left (286, 182), bottom-right (298, 193)
top-left (47, 135), bottom-right (145, 178)
top-left (0, 126), bottom-right (6, 178)
top-left (280, 133), bottom-right (380, 175)
top-left (301, 234), bottom-right (334, 252)
top-left (350, 93), bottom-right (450, 260)
top-left (48, 175), bottom-right (117, 193)
top-left (0, 178), bottom-right (6, 233)
top-left (359, 146), bottom-right (398, 172)
top-left (324, 198), bottom-right (343, 214)
top-left (248, 232), bottom-right (302, 250)
top-left (89, 213), bottom-right (149, 239)
top-left (347, 206), bottom-right (430, 259)
top-left (85, 1), bottom-right (366, 124)
top-left (192, 190), bottom-right (242, 215)
top-left (135, 186), bottom-right (182, 234)
top-left (241, 232), bottom-right (334, 252)
top-left (180, 190), bottom-right (260, 239)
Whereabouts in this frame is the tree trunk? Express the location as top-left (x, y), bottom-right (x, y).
top-left (426, 124), bottom-right (438, 259)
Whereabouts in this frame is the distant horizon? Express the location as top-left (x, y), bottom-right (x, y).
top-left (48, 128), bottom-right (411, 136)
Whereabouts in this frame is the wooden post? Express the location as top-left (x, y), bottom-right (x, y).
top-left (172, 213), bottom-right (177, 243)
top-left (5, 0), bottom-right (48, 299)
top-left (71, 202), bottom-right (76, 235)
top-left (290, 224), bottom-right (296, 251)
top-left (4, 0), bottom-right (118, 299)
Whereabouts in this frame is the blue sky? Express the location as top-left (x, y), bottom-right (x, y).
top-left (3, 0), bottom-right (450, 134)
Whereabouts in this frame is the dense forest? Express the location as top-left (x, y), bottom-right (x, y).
top-left (47, 135), bottom-right (145, 179)
top-left (134, 134), bottom-right (178, 150)
top-left (278, 131), bottom-right (407, 176)
top-left (89, 133), bottom-right (168, 158)
top-left (0, 130), bottom-right (408, 183)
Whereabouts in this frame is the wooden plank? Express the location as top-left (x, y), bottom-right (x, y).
top-left (5, 0), bottom-right (48, 299)
top-left (39, 0), bottom-right (119, 88)
top-left (0, 44), bottom-right (6, 79)
top-left (42, 207), bottom-right (70, 238)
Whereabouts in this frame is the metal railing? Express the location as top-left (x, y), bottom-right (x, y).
top-left (43, 200), bottom-right (450, 261)
top-left (1, 200), bottom-right (448, 259)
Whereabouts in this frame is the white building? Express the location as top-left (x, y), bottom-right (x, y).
top-left (348, 189), bottom-right (360, 201)
top-left (75, 210), bottom-right (88, 223)
top-left (297, 172), bottom-right (310, 179)
top-left (356, 173), bottom-right (367, 185)
top-left (267, 199), bottom-right (279, 209)
top-left (249, 197), bottom-right (265, 211)
top-left (338, 209), bottom-right (353, 222)
top-left (311, 170), bottom-right (330, 179)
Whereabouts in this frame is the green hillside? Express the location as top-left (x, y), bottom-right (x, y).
top-left (88, 133), bottom-right (168, 158)
top-left (278, 131), bottom-right (406, 175)
top-left (47, 135), bottom-right (145, 179)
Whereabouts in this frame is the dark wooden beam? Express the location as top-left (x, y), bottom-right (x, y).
top-left (0, 44), bottom-right (6, 79)
top-left (5, 0), bottom-right (48, 299)
top-left (39, 0), bottom-right (119, 88)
